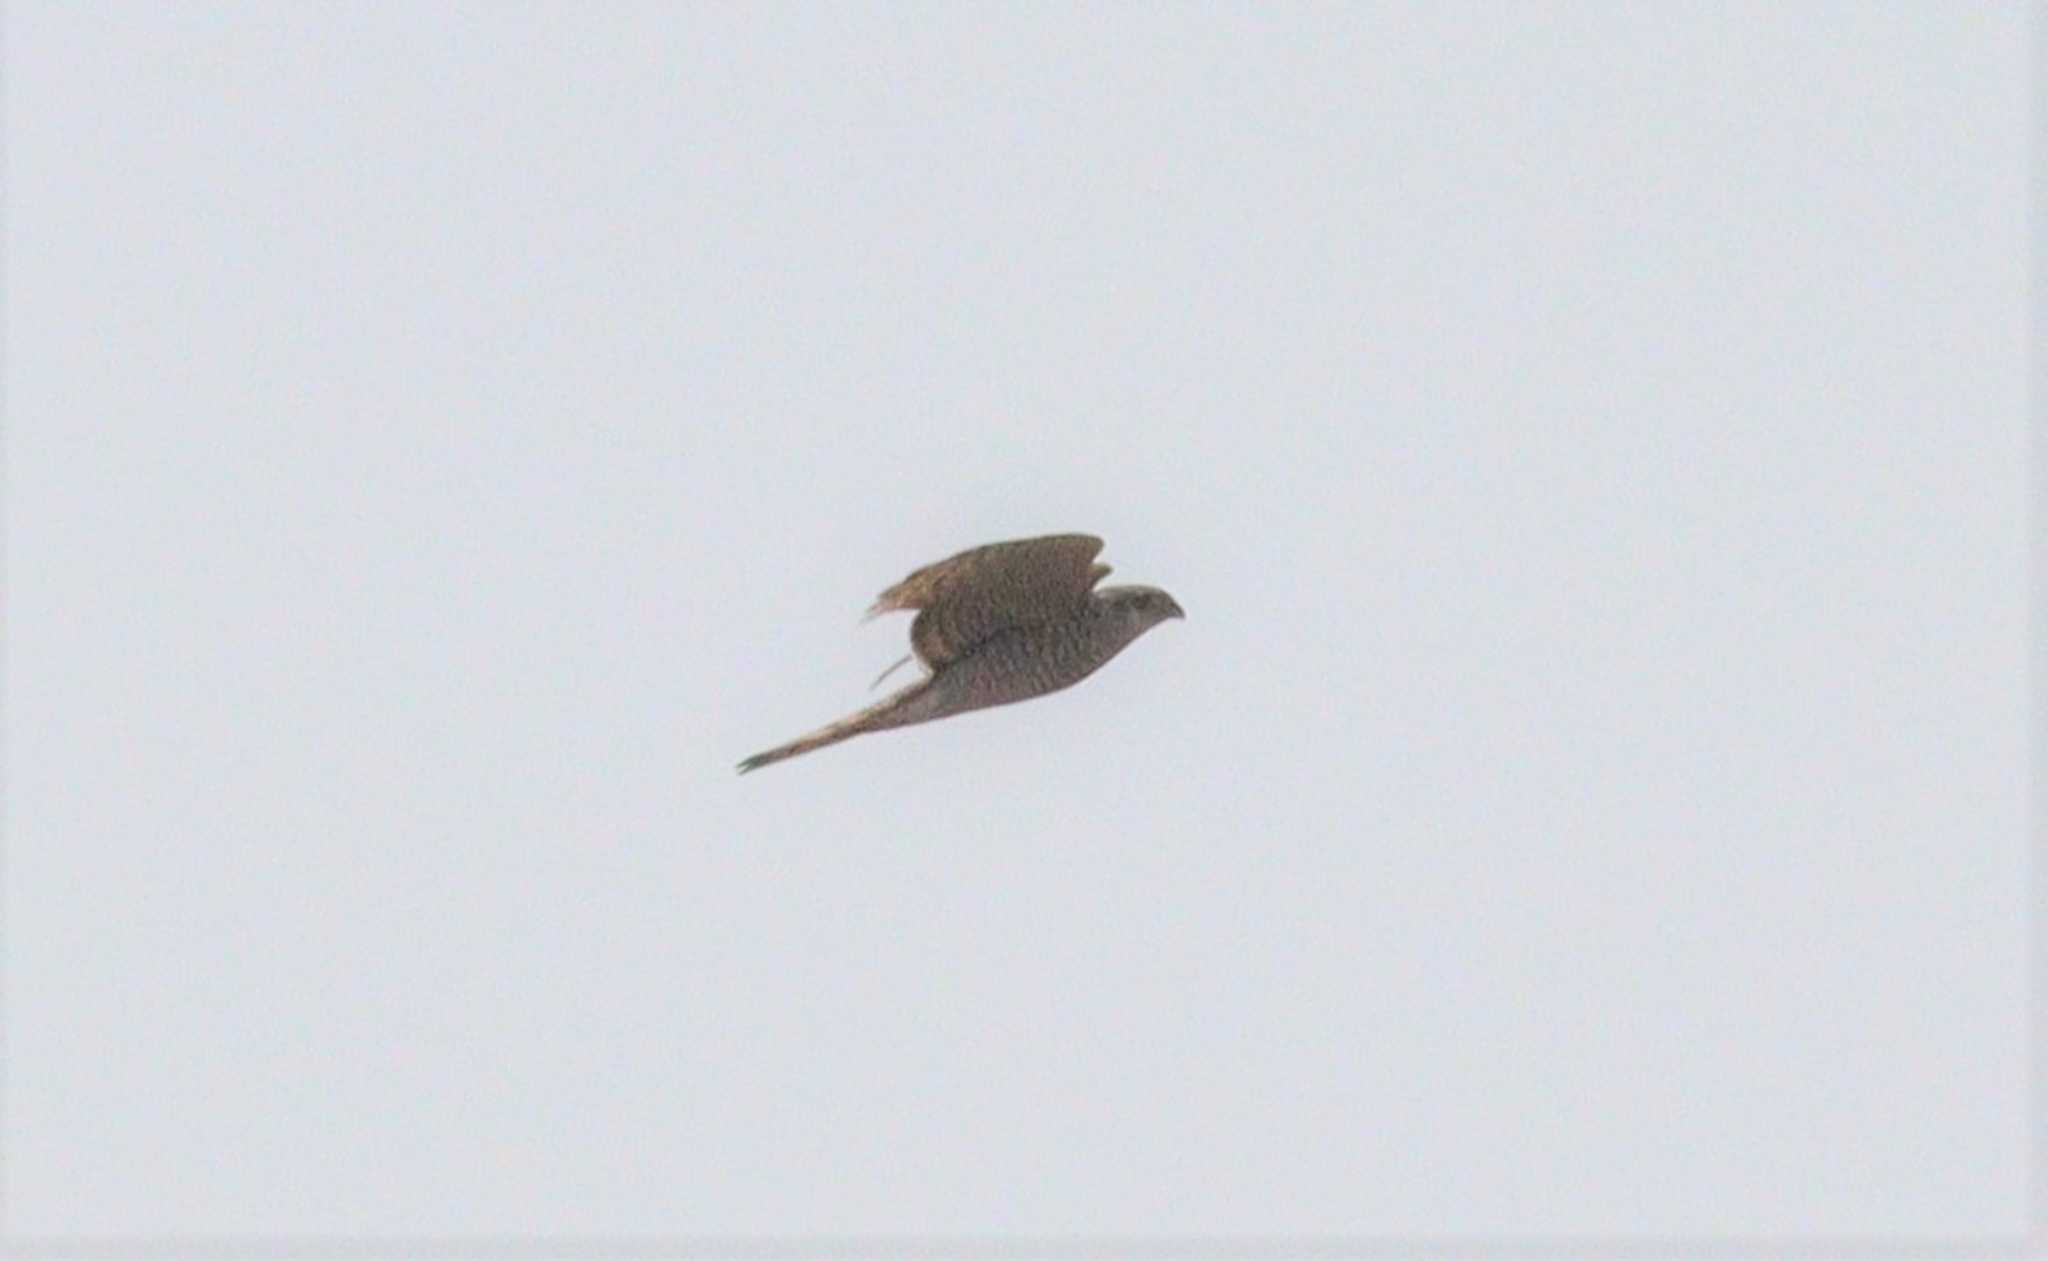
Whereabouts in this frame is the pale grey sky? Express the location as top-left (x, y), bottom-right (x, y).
top-left (3, 1), bottom-right (2032, 1241)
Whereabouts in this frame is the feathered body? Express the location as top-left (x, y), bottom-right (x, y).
top-left (738, 534), bottom-right (1181, 773)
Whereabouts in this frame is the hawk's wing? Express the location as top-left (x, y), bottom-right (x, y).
top-left (868, 533), bottom-right (1111, 670)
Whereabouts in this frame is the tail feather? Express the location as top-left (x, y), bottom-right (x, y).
top-left (737, 680), bottom-right (934, 774)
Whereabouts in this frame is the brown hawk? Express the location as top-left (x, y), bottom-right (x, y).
top-left (738, 533), bottom-right (1183, 773)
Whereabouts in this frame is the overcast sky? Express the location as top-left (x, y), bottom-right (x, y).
top-left (4, 1), bottom-right (2032, 1242)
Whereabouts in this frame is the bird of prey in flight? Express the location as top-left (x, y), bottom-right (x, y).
top-left (738, 533), bottom-right (1182, 773)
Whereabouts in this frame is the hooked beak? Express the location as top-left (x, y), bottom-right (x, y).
top-left (1164, 596), bottom-right (1186, 620)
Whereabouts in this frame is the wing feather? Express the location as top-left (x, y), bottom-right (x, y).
top-left (868, 533), bottom-right (1109, 669)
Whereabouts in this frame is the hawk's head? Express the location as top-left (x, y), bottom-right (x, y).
top-left (1098, 584), bottom-right (1185, 634)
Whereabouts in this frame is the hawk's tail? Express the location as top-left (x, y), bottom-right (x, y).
top-left (736, 679), bottom-right (937, 774)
